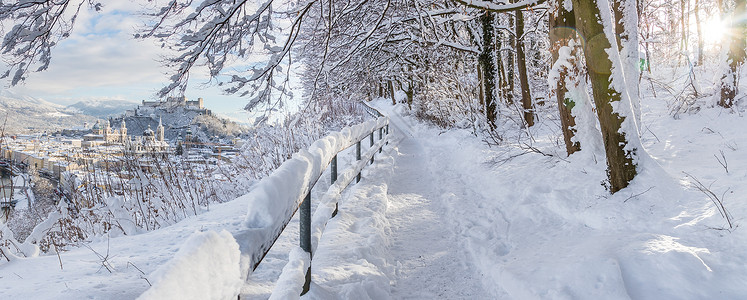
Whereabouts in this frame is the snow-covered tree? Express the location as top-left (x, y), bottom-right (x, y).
top-left (549, 0), bottom-right (581, 155)
top-left (719, 0), bottom-right (746, 108)
top-left (571, 0), bottom-right (641, 193)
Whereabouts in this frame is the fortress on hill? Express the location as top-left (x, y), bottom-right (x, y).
top-left (139, 96), bottom-right (211, 115)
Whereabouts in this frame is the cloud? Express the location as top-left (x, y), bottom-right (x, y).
top-left (15, 7), bottom-right (167, 99)
top-left (3, 3), bottom-right (278, 123)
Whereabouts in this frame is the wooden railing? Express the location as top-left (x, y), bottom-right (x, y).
top-left (139, 101), bottom-right (390, 299)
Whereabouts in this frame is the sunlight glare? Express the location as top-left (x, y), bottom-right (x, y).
top-left (701, 17), bottom-right (726, 45)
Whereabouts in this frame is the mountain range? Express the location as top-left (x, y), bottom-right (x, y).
top-left (65, 99), bottom-right (138, 118)
top-left (0, 90), bottom-right (98, 134)
top-left (0, 91), bottom-right (246, 140)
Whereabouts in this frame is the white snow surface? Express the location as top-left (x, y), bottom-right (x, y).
top-left (303, 97), bottom-right (747, 299)
top-left (138, 230), bottom-right (242, 300)
top-left (4, 93), bottom-right (747, 299)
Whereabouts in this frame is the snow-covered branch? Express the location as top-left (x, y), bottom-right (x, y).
top-left (453, 0), bottom-right (547, 13)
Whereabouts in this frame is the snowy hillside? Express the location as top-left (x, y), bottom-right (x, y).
top-left (66, 100), bottom-right (138, 118)
top-left (113, 108), bottom-right (246, 142)
top-left (0, 90), bottom-right (96, 134)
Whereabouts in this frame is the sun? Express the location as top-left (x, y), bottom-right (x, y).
top-left (700, 17), bottom-right (726, 46)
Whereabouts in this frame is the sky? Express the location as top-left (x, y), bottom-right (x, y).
top-left (3, 2), bottom-right (272, 125)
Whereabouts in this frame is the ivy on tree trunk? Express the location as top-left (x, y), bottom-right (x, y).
top-left (550, 1), bottom-right (580, 155)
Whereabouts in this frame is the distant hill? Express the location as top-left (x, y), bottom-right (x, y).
top-left (0, 90), bottom-right (96, 134)
top-left (66, 100), bottom-right (138, 118)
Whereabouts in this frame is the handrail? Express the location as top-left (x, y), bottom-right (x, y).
top-left (361, 100), bottom-right (385, 118)
top-left (280, 100), bottom-right (390, 295)
top-left (139, 101), bottom-right (390, 299)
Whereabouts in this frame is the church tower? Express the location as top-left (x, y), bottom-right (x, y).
top-left (92, 120), bottom-right (102, 135)
top-left (156, 117), bottom-right (165, 142)
top-left (103, 119), bottom-right (112, 142)
top-left (120, 120), bottom-right (128, 142)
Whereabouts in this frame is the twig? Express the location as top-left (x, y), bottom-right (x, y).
top-left (683, 172), bottom-right (734, 230)
top-left (623, 186), bottom-right (655, 203)
top-left (54, 245), bottom-right (63, 270)
top-left (521, 143), bottom-right (553, 157)
top-left (127, 261), bottom-right (151, 286)
top-left (645, 125), bottom-right (660, 143)
top-left (714, 150), bottom-right (728, 174)
top-left (83, 237), bottom-right (115, 273)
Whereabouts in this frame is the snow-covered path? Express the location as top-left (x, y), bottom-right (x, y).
top-left (385, 129), bottom-right (490, 298)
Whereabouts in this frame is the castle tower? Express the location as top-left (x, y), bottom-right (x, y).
top-left (156, 117), bottom-right (165, 142)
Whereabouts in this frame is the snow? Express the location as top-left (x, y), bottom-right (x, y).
top-left (138, 230), bottom-right (242, 300)
top-left (596, 0), bottom-right (644, 158)
top-left (303, 96), bottom-right (747, 299)
top-left (237, 117), bottom-right (388, 272)
top-left (3, 80), bottom-right (747, 299)
top-left (269, 129), bottom-right (391, 298)
top-left (0, 116), bottom-right (388, 299)
top-left (45, 111), bottom-right (72, 117)
top-left (268, 247), bottom-right (310, 300)
top-left (302, 141), bottom-right (396, 299)
top-left (0, 190), bottom-right (254, 299)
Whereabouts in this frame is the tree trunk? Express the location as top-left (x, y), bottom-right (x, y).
top-left (695, 0), bottom-right (703, 66)
top-left (479, 10), bottom-right (498, 129)
top-left (497, 36), bottom-right (506, 102)
top-left (388, 80), bottom-right (396, 105)
top-left (477, 60), bottom-right (485, 108)
top-left (505, 13), bottom-right (516, 105)
top-left (406, 81), bottom-right (413, 110)
top-left (550, 1), bottom-right (580, 155)
top-left (572, 0), bottom-right (638, 193)
top-left (612, 0), bottom-right (641, 134)
top-left (680, 0), bottom-right (688, 52)
top-left (719, 0), bottom-right (746, 108)
top-left (516, 9), bottom-right (534, 127)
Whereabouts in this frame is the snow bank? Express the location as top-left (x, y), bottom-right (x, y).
top-left (268, 247), bottom-right (310, 300)
top-left (310, 134), bottom-right (391, 252)
top-left (304, 145), bottom-right (396, 299)
top-left (235, 117), bottom-right (388, 273)
top-left (138, 230), bottom-right (242, 300)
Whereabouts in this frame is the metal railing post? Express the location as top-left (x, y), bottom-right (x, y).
top-left (300, 192), bottom-right (312, 295)
top-left (369, 133), bottom-right (374, 164)
top-left (331, 155), bottom-right (338, 217)
top-left (356, 141), bottom-right (361, 183)
top-left (378, 128), bottom-right (383, 153)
